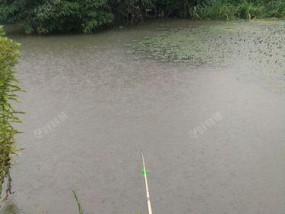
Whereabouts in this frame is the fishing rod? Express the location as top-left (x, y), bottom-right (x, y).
top-left (141, 153), bottom-right (153, 214)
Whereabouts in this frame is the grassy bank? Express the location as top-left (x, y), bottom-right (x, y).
top-left (0, 26), bottom-right (21, 202)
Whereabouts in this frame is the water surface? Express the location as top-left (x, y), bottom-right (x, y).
top-left (2, 19), bottom-right (285, 214)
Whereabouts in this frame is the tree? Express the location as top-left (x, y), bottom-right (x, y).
top-left (0, 0), bottom-right (114, 34)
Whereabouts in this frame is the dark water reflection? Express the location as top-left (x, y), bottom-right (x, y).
top-left (2, 20), bottom-right (285, 214)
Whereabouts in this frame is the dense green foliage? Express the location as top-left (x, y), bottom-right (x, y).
top-left (0, 26), bottom-right (21, 202)
top-left (0, 0), bottom-right (284, 33)
top-left (0, 0), bottom-right (114, 34)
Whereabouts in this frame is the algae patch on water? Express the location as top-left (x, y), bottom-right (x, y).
top-left (129, 20), bottom-right (285, 92)
top-left (130, 22), bottom-right (237, 65)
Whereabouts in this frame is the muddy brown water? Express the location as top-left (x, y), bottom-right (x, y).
top-left (2, 20), bottom-right (285, 214)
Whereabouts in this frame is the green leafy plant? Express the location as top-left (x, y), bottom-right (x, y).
top-left (0, 25), bottom-right (21, 202)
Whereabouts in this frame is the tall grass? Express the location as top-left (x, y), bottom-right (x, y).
top-left (266, 0), bottom-right (285, 18)
top-left (194, 0), bottom-right (285, 20)
top-left (0, 26), bottom-right (21, 202)
top-left (72, 191), bottom-right (85, 214)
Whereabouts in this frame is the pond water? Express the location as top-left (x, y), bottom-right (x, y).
top-left (2, 19), bottom-right (285, 214)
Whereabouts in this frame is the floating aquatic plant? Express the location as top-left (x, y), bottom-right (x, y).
top-left (129, 20), bottom-right (285, 92)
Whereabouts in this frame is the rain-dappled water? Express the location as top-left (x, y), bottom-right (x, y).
top-left (2, 19), bottom-right (285, 214)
